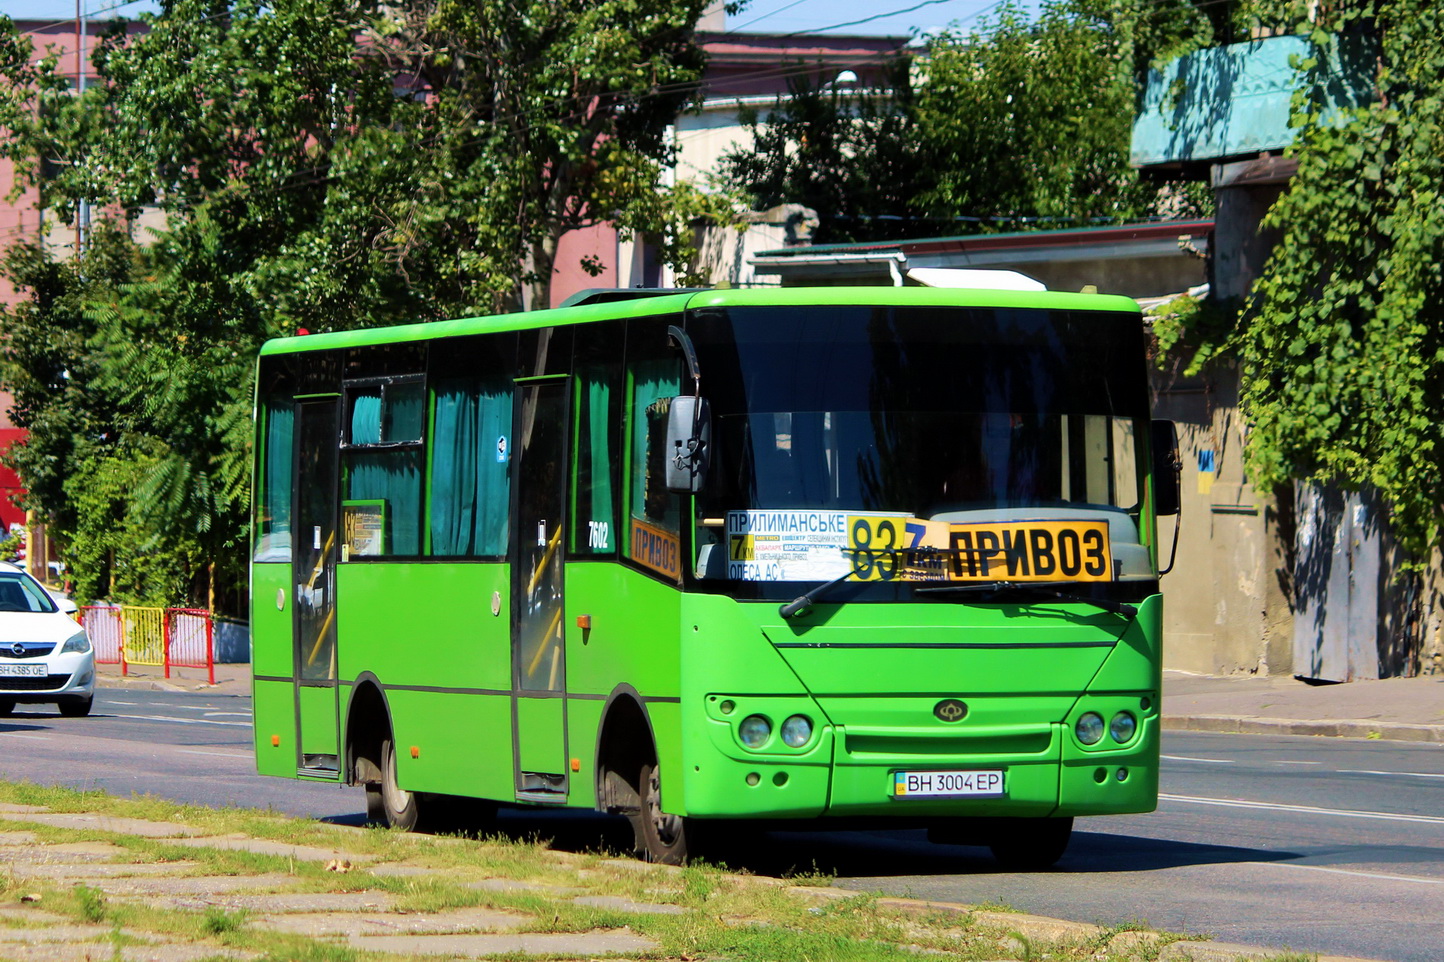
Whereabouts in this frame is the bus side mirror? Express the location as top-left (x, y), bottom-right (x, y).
top-left (1151, 419), bottom-right (1181, 517)
top-left (665, 396), bottom-right (711, 494)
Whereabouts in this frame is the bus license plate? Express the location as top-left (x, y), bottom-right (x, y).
top-left (0, 663), bottom-right (46, 677)
top-left (893, 770), bottom-right (1004, 798)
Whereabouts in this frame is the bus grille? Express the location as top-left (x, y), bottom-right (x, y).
top-left (844, 729), bottom-right (1053, 757)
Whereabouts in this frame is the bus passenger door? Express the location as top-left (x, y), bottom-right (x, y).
top-left (293, 398), bottom-right (341, 776)
top-left (511, 379), bottom-right (569, 801)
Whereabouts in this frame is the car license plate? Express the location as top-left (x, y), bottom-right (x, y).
top-left (0, 663), bottom-right (46, 677)
top-left (893, 769), bottom-right (1004, 798)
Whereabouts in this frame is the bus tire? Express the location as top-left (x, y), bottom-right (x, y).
top-left (632, 761), bottom-right (692, 864)
top-left (380, 738), bottom-right (420, 831)
top-left (988, 817), bottom-right (1073, 870)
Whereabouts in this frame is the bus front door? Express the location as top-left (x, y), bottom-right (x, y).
top-left (511, 379), bottom-right (570, 801)
top-left (293, 398), bottom-right (341, 776)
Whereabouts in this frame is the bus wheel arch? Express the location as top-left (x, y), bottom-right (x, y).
top-left (344, 675), bottom-right (391, 823)
top-left (594, 686), bottom-right (693, 864)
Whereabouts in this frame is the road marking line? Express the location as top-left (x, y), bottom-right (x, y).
top-left (1248, 861), bottom-right (1444, 886)
top-left (1161, 793), bottom-right (1444, 825)
top-left (202, 712), bottom-right (252, 719)
top-left (104, 712), bottom-right (250, 728)
top-left (0, 733), bottom-right (51, 740)
top-left (1338, 769), bottom-right (1444, 780)
top-left (1275, 760), bottom-right (1322, 765)
top-left (1162, 754), bottom-right (1234, 764)
top-left (175, 749), bottom-right (252, 759)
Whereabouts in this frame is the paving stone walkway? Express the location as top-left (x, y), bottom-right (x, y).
top-left (0, 802), bottom-right (664, 961)
top-left (0, 799), bottom-right (1385, 962)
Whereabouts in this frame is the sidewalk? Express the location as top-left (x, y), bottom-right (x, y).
top-left (95, 661), bottom-right (1444, 741)
top-left (1162, 668), bottom-right (1444, 743)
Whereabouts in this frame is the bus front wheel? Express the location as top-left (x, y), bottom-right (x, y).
top-left (988, 817), bottom-right (1073, 870)
top-left (632, 761), bottom-right (692, 865)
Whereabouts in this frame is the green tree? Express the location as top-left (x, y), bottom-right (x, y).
top-left (720, 58), bottom-right (922, 243)
top-left (1228, 0), bottom-right (1444, 555)
top-left (0, 0), bottom-right (715, 610)
top-left (1143, 0), bottom-right (1444, 556)
top-left (720, 0), bottom-right (1211, 241)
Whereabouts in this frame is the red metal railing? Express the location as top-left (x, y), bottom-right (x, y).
top-left (79, 605), bottom-right (215, 685)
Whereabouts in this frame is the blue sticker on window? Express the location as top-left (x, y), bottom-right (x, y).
top-left (496, 436), bottom-right (509, 463)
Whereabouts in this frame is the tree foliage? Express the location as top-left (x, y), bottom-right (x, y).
top-left (1150, 0), bottom-right (1444, 555)
top-left (0, 0), bottom-right (713, 609)
top-left (720, 0), bottom-right (1212, 242)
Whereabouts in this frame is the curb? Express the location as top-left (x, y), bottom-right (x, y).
top-left (810, 887), bottom-right (1387, 962)
top-left (1164, 714), bottom-right (1444, 744)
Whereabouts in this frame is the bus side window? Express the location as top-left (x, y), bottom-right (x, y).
top-left (254, 375), bottom-right (295, 563)
top-left (573, 326), bottom-right (621, 557)
top-left (342, 376), bottom-right (424, 557)
top-left (623, 319), bottom-right (684, 581)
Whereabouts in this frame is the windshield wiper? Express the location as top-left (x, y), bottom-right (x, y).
top-left (779, 569), bottom-right (856, 619)
top-left (781, 575), bottom-right (1137, 619)
top-left (915, 581), bottom-right (1137, 618)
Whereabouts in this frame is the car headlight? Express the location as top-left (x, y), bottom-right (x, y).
top-left (738, 714), bottom-right (772, 748)
top-left (61, 632), bottom-right (92, 655)
top-left (1075, 711), bottom-right (1105, 745)
top-left (1110, 711), bottom-right (1137, 743)
top-left (780, 715), bottom-right (813, 748)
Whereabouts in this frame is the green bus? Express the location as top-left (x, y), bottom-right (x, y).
top-left (250, 284), bottom-right (1178, 867)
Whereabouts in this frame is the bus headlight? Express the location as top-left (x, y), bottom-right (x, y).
top-left (1075, 712), bottom-right (1105, 745)
top-left (780, 715), bottom-right (812, 748)
top-left (1110, 711), bottom-right (1137, 743)
top-left (738, 715), bottom-right (772, 748)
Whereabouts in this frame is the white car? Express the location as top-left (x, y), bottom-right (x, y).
top-left (0, 562), bottom-right (95, 717)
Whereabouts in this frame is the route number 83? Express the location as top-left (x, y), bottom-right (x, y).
top-left (849, 517), bottom-right (901, 581)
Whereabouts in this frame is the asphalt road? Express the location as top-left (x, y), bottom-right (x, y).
top-left (3, 687), bottom-right (1441, 961)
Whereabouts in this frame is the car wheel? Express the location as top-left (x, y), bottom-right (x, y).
top-left (0, 699), bottom-right (15, 717)
top-left (989, 817), bottom-right (1073, 870)
top-left (58, 695), bottom-right (93, 718)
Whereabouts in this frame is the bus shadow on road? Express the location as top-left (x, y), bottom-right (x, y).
top-left (327, 808), bottom-right (1298, 878)
top-left (713, 828), bottom-right (1300, 878)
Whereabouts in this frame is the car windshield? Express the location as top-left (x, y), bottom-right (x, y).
top-left (686, 303), bottom-right (1155, 593)
top-left (0, 573), bottom-right (60, 614)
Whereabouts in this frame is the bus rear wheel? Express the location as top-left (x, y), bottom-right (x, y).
top-left (631, 761), bottom-right (693, 865)
top-left (378, 738), bottom-right (420, 831)
top-left (988, 817), bottom-right (1073, 870)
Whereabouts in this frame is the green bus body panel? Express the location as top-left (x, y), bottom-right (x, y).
top-left (250, 564), bottom-right (292, 678)
top-left (386, 690), bottom-right (514, 800)
top-left (257, 287), bottom-right (1140, 358)
top-left (253, 679), bottom-right (295, 777)
top-left (298, 686), bottom-right (338, 758)
top-left (335, 563), bottom-right (510, 691)
top-left (333, 563), bottom-right (513, 799)
top-left (672, 592), bottom-right (1162, 820)
top-left (565, 563), bottom-right (684, 808)
top-left (515, 697), bottom-right (565, 775)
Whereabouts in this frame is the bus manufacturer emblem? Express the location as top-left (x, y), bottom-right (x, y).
top-left (934, 699), bottom-right (968, 722)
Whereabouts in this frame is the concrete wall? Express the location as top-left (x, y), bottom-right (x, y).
top-left (1153, 362), bottom-right (1293, 675)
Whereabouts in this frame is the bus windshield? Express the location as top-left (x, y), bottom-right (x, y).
top-left (687, 304), bottom-right (1155, 587)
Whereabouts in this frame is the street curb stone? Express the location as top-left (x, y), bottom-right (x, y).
top-left (1164, 714), bottom-right (1444, 743)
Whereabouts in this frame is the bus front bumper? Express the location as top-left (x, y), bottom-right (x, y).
top-left (682, 715), bottom-right (1158, 820)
